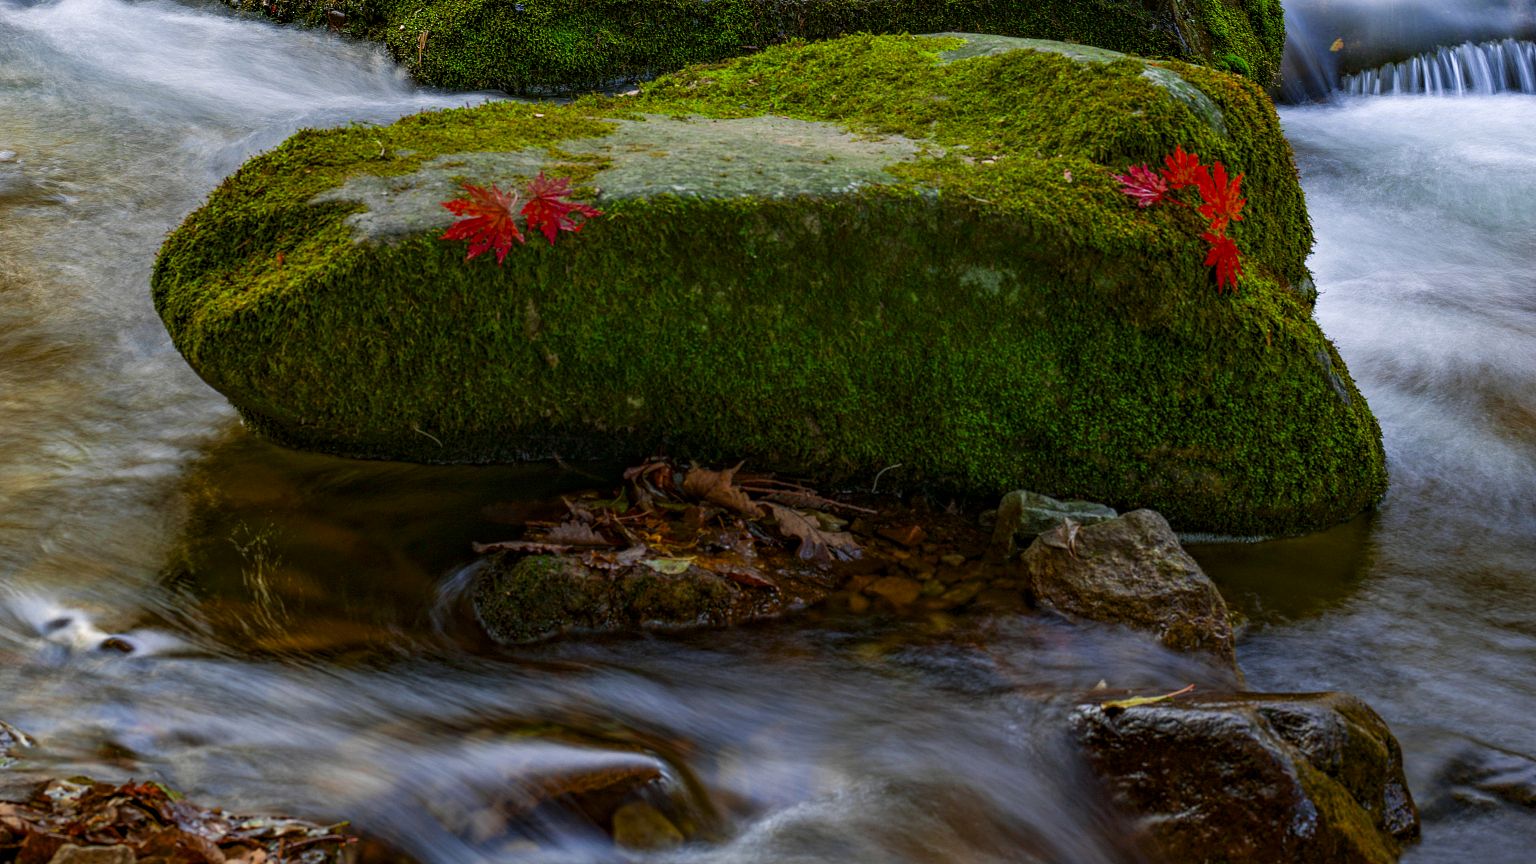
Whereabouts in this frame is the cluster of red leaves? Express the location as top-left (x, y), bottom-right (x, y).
top-left (440, 172), bottom-right (602, 264)
top-left (1115, 145), bottom-right (1247, 293)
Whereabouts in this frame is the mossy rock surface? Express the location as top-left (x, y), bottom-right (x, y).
top-left (224, 0), bottom-right (1285, 93)
top-left (152, 33), bottom-right (1386, 536)
top-left (473, 552), bottom-right (839, 644)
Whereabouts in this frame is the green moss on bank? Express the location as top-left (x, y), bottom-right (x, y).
top-left (223, 0), bottom-right (1284, 94)
top-left (153, 35), bottom-right (1384, 535)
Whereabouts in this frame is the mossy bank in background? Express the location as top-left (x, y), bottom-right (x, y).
top-left (224, 0), bottom-right (1284, 94)
top-left (152, 34), bottom-right (1386, 536)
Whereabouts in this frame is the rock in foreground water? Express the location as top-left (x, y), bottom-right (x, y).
top-left (1024, 510), bottom-right (1235, 664)
top-left (475, 552), bottom-right (839, 644)
top-left (154, 33), bottom-right (1386, 536)
top-left (1074, 691), bottom-right (1420, 863)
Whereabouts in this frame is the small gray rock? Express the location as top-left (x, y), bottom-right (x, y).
top-left (1023, 509), bottom-right (1235, 664)
top-left (990, 490), bottom-right (1117, 557)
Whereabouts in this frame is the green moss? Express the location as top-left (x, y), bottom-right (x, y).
top-left (153, 34), bottom-right (1385, 536)
top-left (222, 0), bottom-right (1285, 94)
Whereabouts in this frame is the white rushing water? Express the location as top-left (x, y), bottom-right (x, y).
top-left (1341, 38), bottom-right (1536, 95)
top-left (0, 0), bottom-right (480, 613)
top-left (1241, 95), bottom-right (1536, 862)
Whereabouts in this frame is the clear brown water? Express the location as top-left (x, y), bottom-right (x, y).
top-left (1, 2), bottom-right (1534, 861)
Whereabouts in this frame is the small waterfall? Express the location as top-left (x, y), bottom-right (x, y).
top-left (1279, 0), bottom-right (1536, 101)
top-left (1340, 38), bottom-right (1536, 95)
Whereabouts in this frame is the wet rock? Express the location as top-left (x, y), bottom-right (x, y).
top-left (1023, 510), bottom-right (1234, 664)
top-left (1073, 692), bottom-right (1419, 864)
top-left (611, 801), bottom-right (684, 850)
top-left (991, 490), bottom-right (1118, 557)
top-left (48, 847), bottom-right (136, 864)
top-left (934, 581), bottom-right (984, 609)
top-left (971, 587), bottom-right (1028, 614)
top-left (418, 742), bottom-right (668, 843)
top-left (866, 576), bottom-right (922, 607)
top-left (0, 720), bottom-right (33, 768)
top-left (473, 553), bottom-right (837, 644)
top-left (1430, 742), bottom-right (1536, 812)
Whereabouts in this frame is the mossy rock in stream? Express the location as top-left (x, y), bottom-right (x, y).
top-left (225, 0), bottom-right (1285, 93)
top-left (152, 33), bottom-right (1386, 536)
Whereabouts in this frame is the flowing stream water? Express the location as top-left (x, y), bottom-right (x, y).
top-left (1, 1), bottom-right (1534, 862)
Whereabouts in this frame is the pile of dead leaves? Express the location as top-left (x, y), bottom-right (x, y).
top-left (0, 779), bottom-right (353, 864)
top-left (473, 460), bottom-right (869, 586)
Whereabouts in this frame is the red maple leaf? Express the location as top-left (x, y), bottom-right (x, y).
top-left (1202, 231), bottom-right (1244, 292)
top-left (441, 182), bottom-right (525, 264)
top-left (520, 172), bottom-right (603, 245)
top-left (1195, 161), bottom-right (1246, 232)
top-left (1160, 145), bottom-right (1206, 190)
top-left (1114, 164), bottom-right (1170, 208)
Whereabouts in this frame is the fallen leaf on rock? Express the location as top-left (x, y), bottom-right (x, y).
top-left (0, 779), bottom-right (352, 864)
top-left (878, 523), bottom-right (927, 547)
top-left (762, 503), bottom-right (861, 563)
top-left (761, 490), bottom-right (875, 515)
top-left (580, 545), bottom-right (648, 571)
top-left (472, 540), bottom-right (579, 555)
top-left (440, 181), bottom-right (524, 264)
top-left (712, 564), bottom-right (775, 589)
top-left (544, 520), bottom-right (617, 548)
top-left (1101, 684), bottom-right (1196, 716)
top-left (1114, 163), bottom-right (1170, 208)
top-left (521, 172), bottom-right (602, 245)
top-left (642, 557), bottom-right (695, 575)
top-left (682, 463), bottom-right (761, 517)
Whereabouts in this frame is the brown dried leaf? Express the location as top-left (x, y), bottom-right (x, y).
top-left (542, 520), bottom-right (616, 547)
top-left (223, 847), bottom-right (267, 864)
top-left (761, 491), bottom-right (876, 515)
top-left (720, 568), bottom-right (775, 590)
top-left (472, 540), bottom-right (576, 555)
top-left (761, 502), bottom-right (862, 563)
top-left (682, 463), bottom-right (761, 517)
top-left (16, 833), bottom-right (62, 864)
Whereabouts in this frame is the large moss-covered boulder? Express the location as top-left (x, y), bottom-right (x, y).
top-left (152, 33), bottom-right (1386, 536)
top-left (227, 0), bottom-right (1285, 93)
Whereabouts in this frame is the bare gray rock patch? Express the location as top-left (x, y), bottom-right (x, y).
top-left (315, 114), bottom-right (930, 245)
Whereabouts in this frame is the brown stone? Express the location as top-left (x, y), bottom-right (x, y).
top-left (474, 553), bottom-right (838, 644)
top-left (866, 576), bottom-right (922, 606)
top-left (878, 524), bottom-right (927, 547)
top-left (1074, 691), bottom-right (1419, 864)
top-left (1023, 509), bottom-right (1234, 664)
